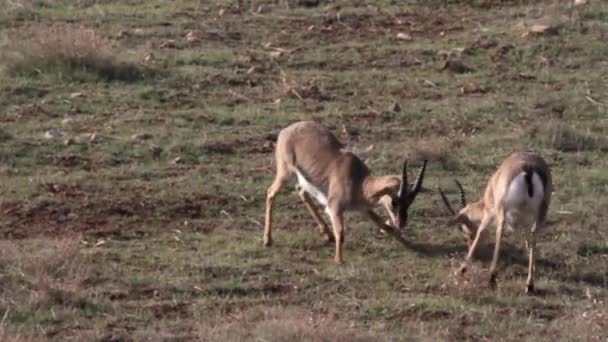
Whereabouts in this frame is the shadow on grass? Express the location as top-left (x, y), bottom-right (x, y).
top-left (396, 238), bottom-right (607, 289)
top-left (8, 56), bottom-right (158, 82)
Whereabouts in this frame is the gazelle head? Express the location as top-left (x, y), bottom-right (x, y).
top-left (438, 180), bottom-right (485, 246)
top-left (384, 160), bottom-right (427, 229)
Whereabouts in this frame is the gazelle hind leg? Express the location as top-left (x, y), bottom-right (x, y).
top-left (526, 222), bottom-right (538, 294)
top-left (263, 160), bottom-right (290, 247)
top-left (298, 189), bottom-right (334, 244)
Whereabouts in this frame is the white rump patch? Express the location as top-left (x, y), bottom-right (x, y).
top-left (504, 171), bottom-right (544, 228)
top-left (294, 168), bottom-right (328, 207)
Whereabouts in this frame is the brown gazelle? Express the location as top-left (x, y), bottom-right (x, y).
top-left (438, 151), bottom-right (552, 293)
top-left (264, 121), bottom-right (427, 264)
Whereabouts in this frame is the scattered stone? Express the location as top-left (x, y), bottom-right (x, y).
top-left (461, 81), bottom-right (483, 95)
top-left (45, 129), bottom-right (64, 139)
top-left (79, 132), bottom-right (97, 143)
top-left (256, 4), bottom-right (270, 14)
top-left (391, 102), bottom-right (401, 112)
top-left (69, 92), bottom-right (83, 99)
top-left (132, 133), bottom-right (153, 141)
top-left (396, 32), bottom-right (413, 41)
top-left (171, 157), bottom-right (183, 164)
top-left (184, 31), bottom-right (202, 45)
top-left (144, 53), bottom-right (156, 63)
top-left (528, 24), bottom-right (559, 36)
top-left (574, 0), bottom-right (588, 6)
top-left (116, 30), bottom-right (130, 39)
top-left (159, 40), bottom-right (177, 49)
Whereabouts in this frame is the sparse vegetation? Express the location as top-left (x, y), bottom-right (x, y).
top-left (2, 24), bottom-right (151, 82)
top-left (0, 0), bottom-right (606, 340)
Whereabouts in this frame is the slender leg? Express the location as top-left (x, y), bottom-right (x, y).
top-left (526, 222), bottom-right (538, 294)
top-left (488, 208), bottom-right (506, 286)
top-left (459, 214), bottom-right (493, 275)
top-left (263, 162), bottom-right (290, 247)
top-left (328, 206), bottom-right (345, 264)
top-left (366, 210), bottom-right (408, 246)
top-left (298, 190), bottom-right (334, 244)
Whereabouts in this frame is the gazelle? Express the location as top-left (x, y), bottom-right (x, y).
top-left (264, 121), bottom-right (427, 264)
top-left (438, 151), bottom-right (552, 293)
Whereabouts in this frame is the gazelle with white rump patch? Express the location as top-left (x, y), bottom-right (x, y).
top-left (264, 121), bottom-right (427, 264)
top-left (438, 152), bottom-right (552, 293)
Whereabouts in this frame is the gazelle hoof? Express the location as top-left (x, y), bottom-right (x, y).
top-left (263, 238), bottom-right (273, 247)
top-left (489, 273), bottom-right (497, 288)
top-left (525, 283), bottom-right (535, 294)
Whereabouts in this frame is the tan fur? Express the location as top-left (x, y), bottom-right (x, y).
top-left (441, 151), bottom-right (552, 293)
top-left (264, 121), bottom-right (426, 264)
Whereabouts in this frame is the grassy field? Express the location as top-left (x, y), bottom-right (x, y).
top-left (0, 0), bottom-right (607, 340)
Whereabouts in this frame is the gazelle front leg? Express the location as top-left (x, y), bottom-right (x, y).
top-left (525, 222), bottom-right (538, 294)
top-left (459, 214), bottom-right (493, 275)
top-left (263, 164), bottom-right (290, 247)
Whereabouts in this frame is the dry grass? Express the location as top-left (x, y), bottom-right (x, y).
top-left (530, 121), bottom-right (608, 153)
top-left (0, 236), bottom-right (88, 308)
top-left (197, 306), bottom-right (379, 342)
top-left (2, 23), bottom-right (148, 82)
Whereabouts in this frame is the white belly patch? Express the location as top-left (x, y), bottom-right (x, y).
top-left (295, 169), bottom-right (328, 207)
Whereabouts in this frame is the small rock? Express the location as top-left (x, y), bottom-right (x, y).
top-left (184, 31), bottom-right (202, 45)
top-left (116, 30), bottom-right (130, 39)
top-left (269, 50), bottom-right (284, 59)
top-left (391, 102), bottom-right (401, 112)
top-left (461, 81), bottom-right (482, 95)
top-left (396, 32), bottom-right (413, 41)
top-left (80, 132), bottom-right (97, 143)
top-left (574, 0), bottom-right (588, 6)
top-left (256, 4), bottom-right (270, 13)
top-left (64, 138), bottom-right (75, 146)
top-left (45, 129), bottom-right (64, 139)
top-left (159, 40), bottom-right (177, 49)
top-left (144, 53), bottom-right (156, 63)
top-left (171, 157), bottom-right (183, 164)
top-left (529, 24), bottom-right (558, 35)
top-left (61, 118), bottom-right (74, 126)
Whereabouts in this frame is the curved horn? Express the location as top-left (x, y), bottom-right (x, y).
top-left (398, 160), bottom-right (408, 198)
top-left (454, 179), bottom-right (466, 208)
top-left (410, 160), bottom-right (428, 195)
top-left (438, 186), bottom-right (456, 215)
